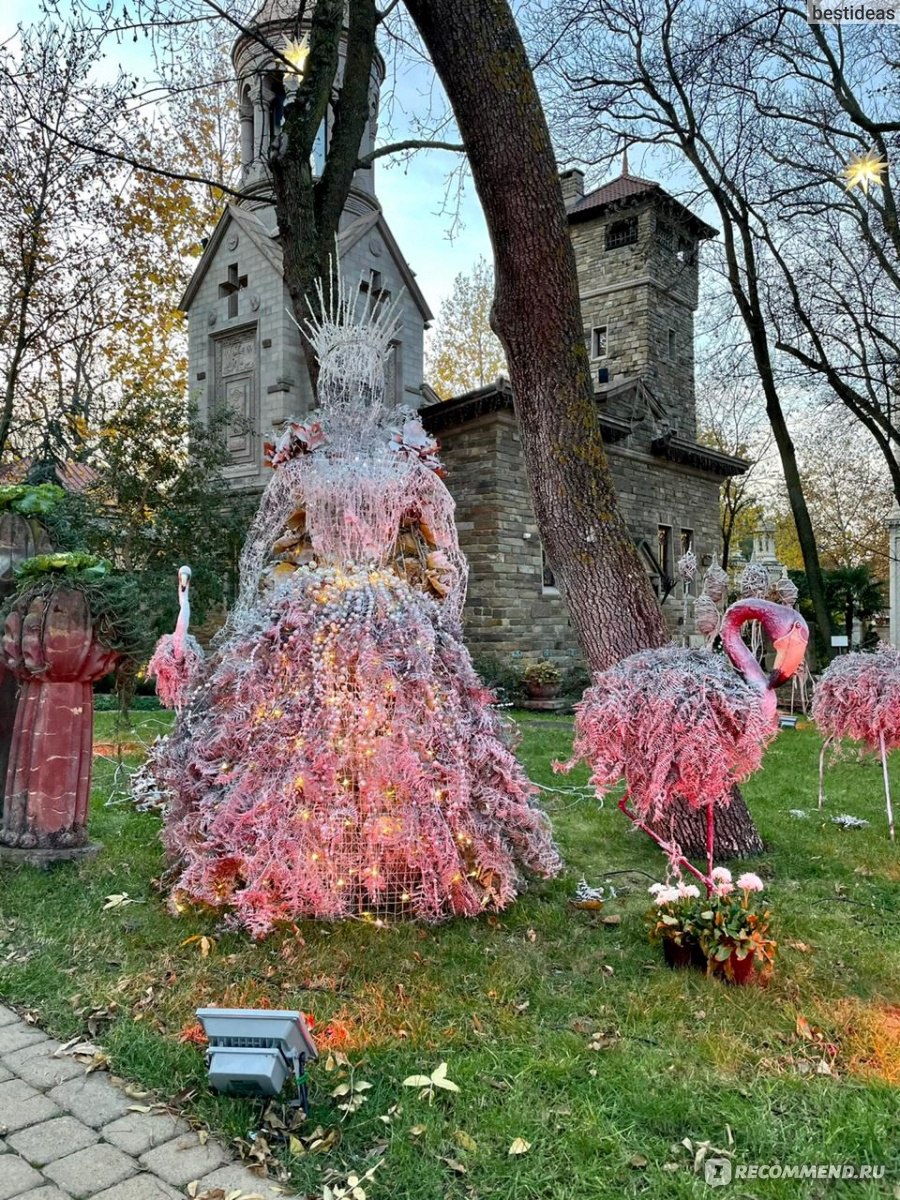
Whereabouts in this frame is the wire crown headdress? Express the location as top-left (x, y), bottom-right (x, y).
top-left (305, 269), bottom-right (404, 367)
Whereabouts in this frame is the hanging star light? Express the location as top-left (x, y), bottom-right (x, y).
top-left (282, 36), bottom-right (310, 76)
top-left (843, 149), bottom-right (887, 196)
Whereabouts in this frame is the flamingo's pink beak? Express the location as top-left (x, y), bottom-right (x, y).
top-left (769, 620), bottom-right (808, 688)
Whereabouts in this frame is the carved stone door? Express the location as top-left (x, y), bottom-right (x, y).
top-left (214, 327), bottom-right (258, 471)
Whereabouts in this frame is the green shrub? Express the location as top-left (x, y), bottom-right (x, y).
top-left (471, 653), bottom-right (524, 702)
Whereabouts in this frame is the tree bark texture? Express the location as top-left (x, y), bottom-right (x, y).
top-left (271, 0), bottom-right (377, 384)
top-left (661, 785), bottom-right (764, 861)
top-left (403, 0), bottom-right (669, 672)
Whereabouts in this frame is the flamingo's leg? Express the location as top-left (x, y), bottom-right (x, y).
top-left (617, 796), bottom-right (712, 890)
top-left (705, 804), bottom-right (715, 892)
top-left (818, 735), bottom-right (832, 810)
top-left (878, 732), bottom-right (896, 843)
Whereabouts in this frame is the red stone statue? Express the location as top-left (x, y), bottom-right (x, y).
top-left (0, 511), bottom-right (53, 808)
top-left (1, 586), bottom-right (118, 862)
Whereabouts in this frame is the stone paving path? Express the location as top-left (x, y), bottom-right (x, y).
top-left (0, 1005), bottom-right (286, 1200)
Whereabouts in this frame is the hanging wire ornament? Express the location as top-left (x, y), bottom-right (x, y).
top-left (775, 566), bottom-right (799, 608)
top-left (702, 555), bottom-right (729, 605)
top-left (740, 560), bottom-right (770, 599)
top-left (676, 550), bottom-right (697, 584)
top-left (140, 265), bottom-right (561, 934)
top-left (739, 560), bottom-right (771, 657)
top-left (694, 591), bottom-right (722, 642)
top-left (675, 549), bottom-right (697, 638)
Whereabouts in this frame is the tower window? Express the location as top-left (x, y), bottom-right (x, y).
top-left (668, 329), bottom-right (677, 361)
top-left (605, 217), bottom-right (639, 250)
top-left (680, 528), bottom-right (694, 555)
top-left (657, 222), bottom-right (675, 250)
top-left (591, 325), bottom-right (608, 359)
top-left (541, 545), bottom-right (558, 594)
top-left (239, 86), bottom-right (254, 167)
top-left (677, 235), bottom-right (696, 265)
top-left (658, 524), bottom-right (673, 584)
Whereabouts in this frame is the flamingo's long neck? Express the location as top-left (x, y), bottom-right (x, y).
top-left (174, 576), bottom-right (190, 656)
top-left (720, 600), bottom-right (770, 694)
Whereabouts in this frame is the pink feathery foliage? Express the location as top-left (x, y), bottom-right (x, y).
top-left (812, 645), bottom-right (900, 750)
top-left (147, 632), bottom-right (204, 712)
top-left (150, 565), bottom-right (560, 936)
top-left (561, 646), bottom-right (777, 821)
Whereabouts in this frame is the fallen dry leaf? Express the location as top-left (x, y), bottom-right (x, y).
top-left (508, 1138), bottom-right (531, 1156)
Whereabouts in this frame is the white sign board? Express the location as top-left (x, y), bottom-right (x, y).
top-left (831, 635), bottom-right (849, 648)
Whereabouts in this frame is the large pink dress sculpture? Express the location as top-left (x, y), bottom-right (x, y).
top-left (147, 566), bottom-right (204, 712)
top-left (561, 599), bottom-right (808, 888)
top-left (1, 586), bottom-right (119, 862)
top-left (145, 276), bottom-right (560, 935)
top-left (812, 645), bottom-right (899, 841)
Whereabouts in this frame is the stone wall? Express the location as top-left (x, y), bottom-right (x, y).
top-left (438, 411), bottom-right (582, 669)
top-left (436, 410), bottom-right (724, 668)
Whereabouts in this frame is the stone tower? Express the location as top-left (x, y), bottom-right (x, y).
top-left (180, 0), bottom-right (432, 491)
top-left (420, 161), bottom-right (747, 663)
top-left (561, 159), bottom-right (712, 443)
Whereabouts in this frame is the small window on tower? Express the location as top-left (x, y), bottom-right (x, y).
top-left (658, 524), bottom-right (673, 584)
top-left (677, 235), bottom-right (696, 266)
top-left (668, 328), bottom-right (677, 362)
top-left (680, 528), bottom-right (694, 555)
top-left (605, 216), bottom-right (639, 250)
top-left (541, 546), bottom-right (558, 594)
top-left (591, 326), bottom-right (608, 359)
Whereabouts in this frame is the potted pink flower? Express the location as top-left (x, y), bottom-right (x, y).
top-left (646, 881), bottom-right (706, 969)
top-left (697, 869), bottom-right (776, 985)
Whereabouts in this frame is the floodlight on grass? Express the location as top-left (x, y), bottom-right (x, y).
top-left (196, 1007), bottom-right (317, 1106)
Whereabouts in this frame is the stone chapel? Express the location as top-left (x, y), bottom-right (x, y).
top-left (181, 3), bottom-right (746, 665)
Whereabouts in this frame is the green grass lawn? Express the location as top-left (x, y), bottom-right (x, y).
top-left (1, 715), bottom-right (898, 1198)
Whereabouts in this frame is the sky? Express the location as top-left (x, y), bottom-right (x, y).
top-left (0, 0), bottom-right (703, 324)
top-left (2, 0), bottom-right (498, 323)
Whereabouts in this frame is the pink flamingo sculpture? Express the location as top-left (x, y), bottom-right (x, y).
top-left (812, 645), bottom-right (899, 841)
top-left (147, 565), bottom-right (204, 712)
top-left (561, 599), bottom-right (809, 890)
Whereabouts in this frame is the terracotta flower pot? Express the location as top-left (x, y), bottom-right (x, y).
top-left (663, 936), bottom-right (706, 970)
top-left (725, 950), bottom-right (758, 986)
top-left (525, 682), bottom-right (559, 700)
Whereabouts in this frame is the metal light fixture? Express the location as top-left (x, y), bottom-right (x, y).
top-left (196, 1008), bottom-right (317, 1105)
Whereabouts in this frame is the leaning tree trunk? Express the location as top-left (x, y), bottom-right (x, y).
top-left (404, 0), bottom-right (668, 669)
top-left (404, 0), bottom-right (763, 859)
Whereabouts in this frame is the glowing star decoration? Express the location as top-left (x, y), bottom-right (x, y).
top-left (843, 150), bottom-right (887, 196)
top-left (282, 36), bottom-right (310, 77)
